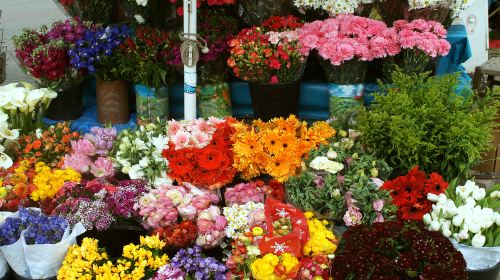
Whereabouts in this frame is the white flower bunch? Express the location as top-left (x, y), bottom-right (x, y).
top-left (111, 122), bottom-right (170, 185)
top-left (407, 0), bottom-right (475, 15)
top-left (293, 0), bottom-right (368, 16)
top-left (423, 180), bottom-right (500, 248)
top-left (223, 202), bottom-right (264, 238)
top-left (0, 111), bottom-right (19, 170)
top-left (309, 156), bottom-right (344, 174)
top-left (135, 0), bottom-right (148, 6)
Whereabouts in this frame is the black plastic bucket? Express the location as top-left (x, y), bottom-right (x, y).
top-left (45, 83), bottom-right (84, 121)
top-left (248, 80), bottom-right (301, 121)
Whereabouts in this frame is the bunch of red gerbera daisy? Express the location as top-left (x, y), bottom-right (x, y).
top-left (381, 166), bottom-right (448, 220)
top-left (163, 120), bottom-right (237, 189)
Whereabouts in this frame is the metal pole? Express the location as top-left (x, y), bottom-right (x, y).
top-left (183, 0), bottom-right (197, 120)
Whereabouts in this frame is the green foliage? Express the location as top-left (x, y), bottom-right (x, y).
top-left (286, 129), bottom-right (397, 225)
top-left (357, 71), bottom-right (499, 181)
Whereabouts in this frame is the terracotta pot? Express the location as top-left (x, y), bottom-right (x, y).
top-left (96, 79), bottom-right (130, 124)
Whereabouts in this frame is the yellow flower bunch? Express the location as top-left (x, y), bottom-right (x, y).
top-left (303, 212), bottom-right (337, 256)
top-left (31, 162), bottom-right (81, 201)
top-left (250, 253), bottom-right (299, 280)
top-left (58, 236), bottom-right (169, 280)
top-left (232, 116), bottom-right (335, 182)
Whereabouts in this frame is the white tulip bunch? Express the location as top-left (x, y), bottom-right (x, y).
top-left (0, 83), bottom-right (57, 133)
top-left (111, 122), bottom-right (170, 185)
top-left (423, 180), bottom-right (500, 248)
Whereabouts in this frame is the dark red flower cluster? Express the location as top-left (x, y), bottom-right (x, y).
top-left (163, 120), bottom-right (237, 189)
top-left (262, 179), bottom-right (286, 202)
top-left (152, 220), bottom-right (197, 248)
top-left (175, 0), bottom-right (235, 16)
top-left (331, 220), bottom-right (467, 280)
top-left (122, 26), bottom-right (172, 61)
top-left (262, 15), bottom-right (304, 32)
top-left (381, 166), bottom-right (448, 220)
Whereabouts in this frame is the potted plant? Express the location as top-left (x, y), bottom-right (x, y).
top-left (423, 180), bottom-right (500, 280)
top-left (12, 18), bottom-right (92, 121)
top-left (69, 24), bottom-right (131, 124)
top-left (297, 15), bottom-right (401, 118)
top-left (122, 26), bottom-right (173, 125)
top-left (331, 220), bottom-right (468, 279)
top-left (227, 16), bottom-right (307, 121)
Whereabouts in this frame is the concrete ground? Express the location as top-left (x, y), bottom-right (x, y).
top-left (1, 0), bottom-right (67, 85)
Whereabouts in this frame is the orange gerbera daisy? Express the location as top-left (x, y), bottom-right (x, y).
top-left (233, 131), bottom-right (263, 158)
top-left (262, 130), bottom-right (282, 155)
top-left (265, 152), bottom-right (294, 182)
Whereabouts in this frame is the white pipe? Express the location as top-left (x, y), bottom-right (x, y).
top-left (183, 0), bottom-right (197, 120)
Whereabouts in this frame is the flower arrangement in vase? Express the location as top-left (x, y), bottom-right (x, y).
top-left (297, 14), bottom-right (400, 118)
top-left (69, 24), bottom-right (131, 124)
top-left (286, 128), bottom-right (397, 226)
top-left (227, 16), bottom-right (306, 120)
top-left (13, 18), bottom-right (95, 121)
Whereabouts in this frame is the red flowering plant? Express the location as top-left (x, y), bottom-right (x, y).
top-left (12, 18), bottom-right (95, 91)
top-left (331, 220), bottom-right (467, 279)
top-left (261, 15), bottom-right (304, 32)
top-left (162, 118), bottom-right (237, 189)
top-left (227, 16), bottom-right (306, 84)
top-left (382, 166), bottom-right (449, 220)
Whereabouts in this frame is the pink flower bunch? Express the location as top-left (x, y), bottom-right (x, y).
top-left (63, 127), bottom-right (116, 178)
top-left (298, 15), bottom-right (401, 66)
top-left (195, 206), bottom-right (227, 249)
top-left (134, 183), bottom-right (220, 229)
top-left (393, 19), bottom-right (450, 57)
top-left (224, 182), bottom-right (265, 205)
top-left (343, 191), bottom-right (363, 226)
top-left (167, 118), bottom-right (225, 150)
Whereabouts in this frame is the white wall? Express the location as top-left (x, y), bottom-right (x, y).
top-left (457, 0), bottom-right (489, 72)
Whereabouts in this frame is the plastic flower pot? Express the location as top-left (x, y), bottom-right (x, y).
top-left (197, 82), bottom-right (232, 119)
top-left (467, 262), bottom-right (500, 280)
top-left (134, 84), bottom-right (169, 125)
top-left (248, 80), bottom-right (301, 121)
top-left (45, 82), bottom-right (84, 121)
top-left (96, 79), bottom-right (130, 124)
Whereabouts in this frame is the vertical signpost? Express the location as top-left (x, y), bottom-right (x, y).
top-left (182, 0), bottom-right (197, 120)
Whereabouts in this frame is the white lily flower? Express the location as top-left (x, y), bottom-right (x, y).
top-left (0, 124), bottom-right (19, 140)
top-left (0, 153), bottom-right (13, 169)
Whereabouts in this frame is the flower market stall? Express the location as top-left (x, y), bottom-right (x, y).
top-left (1, 0), bottom-right (499, 279)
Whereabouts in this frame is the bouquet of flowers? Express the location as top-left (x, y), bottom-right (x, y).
top-left (0, 83), bottom-right (57, 134)
top-left (0, 207), bottom-right (86, 279)
top-left (382, 166), bottom-right (449, 220)
top-left (297, 15), bottom-right (400, 84)
top-left (423, 180), bottom-right (500, 270)
top-left (331, 220), bottom-right (467, 279)
top-left (13, 18), bottom-right (93, 91)
top-left (224, 181), bottom-right (266, 205)
top-left (110, 122), bottom-right (169, 184)
top-left (53, 179), bottom-right (147, 231)
top-left (162, 118), bottom-right (236, 189)
top-left (63, 127), bottom-right (117, 178)
top-left (69, 25), bottom-right (129, 81)
top-left (58, 235), bottom-right (169, 279)
top-left (153, 246), bottom-right (226, 280)
top-left (227, 23), bottom-right (306, 84)
top-left (293, 0), bottom-right (365, 16)
top-left (0, 111), bottom-right (19, 170)
top-left (0, 161), bottom-right (35, 211)
top-left (232, 116), bottom-right (335, 182)
top-left (286, 128), bottom-right (396, 226)
top-left (389, 19), bottom-right (450, 75)
top-left (53, 0), bottom-right (112, 24)
top-left (224, 201), bottom-right (266, 238)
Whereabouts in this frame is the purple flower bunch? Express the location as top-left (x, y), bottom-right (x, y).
top-left (47, 18), bottom-right (95, 45)
top-left (152, 265), bottom-right (186, 280)
top-left (170, 245), bottom-right (226, 280)
top-left (64, 126), bottom-right (116, 177)
top-left (105, 180), bottom-right (147, 218)
top-left (68, 25), bottom-right (128, 80)
top-left (0, 207), bottom-right (68, 246)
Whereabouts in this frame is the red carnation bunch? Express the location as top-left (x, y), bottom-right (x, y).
top-left (163, 120), bottom-right (237, 189)
top-left (382, 166), bottom-right (448, 220)
top-left (152, 220), bottom-right (197, 248)
top-left (262, 15), bottom-right (303, 32)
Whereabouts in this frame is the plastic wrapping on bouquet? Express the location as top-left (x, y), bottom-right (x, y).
top-left (328, 84), bottom-right (364, 118)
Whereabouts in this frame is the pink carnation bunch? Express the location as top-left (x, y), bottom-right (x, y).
top-left (393, 19), bottom-right (450, 57)
top-left (224, 182), bottom-right (265, 205)
top-left (167, 118), bottom-right (224, 150)
top-left (298, 15), bottom-right (401, 66)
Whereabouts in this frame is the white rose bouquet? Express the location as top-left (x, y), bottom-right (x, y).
top-left (424, 180), bottom-right (500, 270)
top-left (110, 122), bottom-right (170, 185)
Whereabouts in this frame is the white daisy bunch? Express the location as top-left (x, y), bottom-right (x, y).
top-left (223, 201), bottom-right (264, 238)
top-left (110, 122), bottom-right (170, 185)
top-left (423, 180), bottom-right (500, 248)
top-left (293, 0), bottom-right (369, 16)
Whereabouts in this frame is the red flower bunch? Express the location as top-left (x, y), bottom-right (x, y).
top-left (227, 26), bottom-right (306, 84)
top-left (382, 167), bottom-right (448, 220)
top-left (152, 220), bottom-right (197, 248)
top-left (262, 15), bottom-right (303, 32)
top-left (263, 179), bottom-right (286, 202)
top-left (297, 256), bottom-right (331, 280)
top-left (163, 120), bottom-right (237, 189)
top-left (331, 220), bottom-right (467, 280)
top-left (175, 0), bottom-right (235, 16)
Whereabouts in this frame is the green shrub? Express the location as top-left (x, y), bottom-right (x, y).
top-left (356, 71), bottom-right (499, 180)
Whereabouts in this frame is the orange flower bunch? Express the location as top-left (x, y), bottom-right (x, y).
top-left (232, 116), bottom-right (335, 182)
top-left (13, 122), bottom-right (79, 168)
top-left (0, 160), bottom-right (37, 211)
